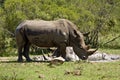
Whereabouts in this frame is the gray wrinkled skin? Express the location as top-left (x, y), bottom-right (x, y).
top-left (15, 19), bottom-right (97, 62)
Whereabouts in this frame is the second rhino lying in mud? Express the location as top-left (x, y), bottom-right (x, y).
top-left (33, 47), bottom-right (120, 62)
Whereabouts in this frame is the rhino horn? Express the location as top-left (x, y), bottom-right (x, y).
top-left (87, 48), bottom-right (98, 56)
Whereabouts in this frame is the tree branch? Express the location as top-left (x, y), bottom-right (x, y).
top-left (103, 35), bottom-right (120, 45)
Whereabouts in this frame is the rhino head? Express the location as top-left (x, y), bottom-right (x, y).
top-left (70, 30), bottom-right (98, 60)
top-left (73, 47), bottom-right (98, 60)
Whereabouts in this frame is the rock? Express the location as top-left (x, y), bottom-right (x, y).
top-left (73, 70), bottom-right (81, 76)
top-left (64, 70), bottom-right (81, 76)
top-left (64, 70), bottom-right (71, 75)
top-left (50, 57), bottom-right (65, 65)
top-left (38, 74), bottom-right (45, 79)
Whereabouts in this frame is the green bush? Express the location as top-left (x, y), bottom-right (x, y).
top-left (0, 0), bottom-right (120, 56)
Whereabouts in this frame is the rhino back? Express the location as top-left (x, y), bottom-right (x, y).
top-left (17, 20), bottom-right (69, 47)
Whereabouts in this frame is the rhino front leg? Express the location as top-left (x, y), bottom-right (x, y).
top-left (23, 42), bottom-right (32, 62)
top-left (59, 44), bottom-right (66, 59)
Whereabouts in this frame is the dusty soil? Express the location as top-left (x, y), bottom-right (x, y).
top-left (0, 57), bottom-right (17, 62)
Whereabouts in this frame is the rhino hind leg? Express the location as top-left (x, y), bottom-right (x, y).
top-left (23, 42), bottom-right (32, 62)
top-left (16, 31), bottom-right (25, 62)
top-left (16, 30), bottom-right (32, 62)
top-left (17, 46), bottom-right (24, 62)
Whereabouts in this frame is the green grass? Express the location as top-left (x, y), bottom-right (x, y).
top-left (99, 34), bottom-right (120, 49)
top-left (99, 48), bottom-right (120, 54)
top-left (0, 60), bottom-right (120, 80)
top-left (0, 49), bottom-right (120, 80)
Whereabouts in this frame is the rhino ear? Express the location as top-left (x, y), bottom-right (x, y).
top-left (83, 32), bottom-right (90, 37)
top-left (73, 30), bottom-right (79, 38)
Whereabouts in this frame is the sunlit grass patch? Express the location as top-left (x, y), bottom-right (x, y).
top-left (0, 60), bottom-right (120, 80)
